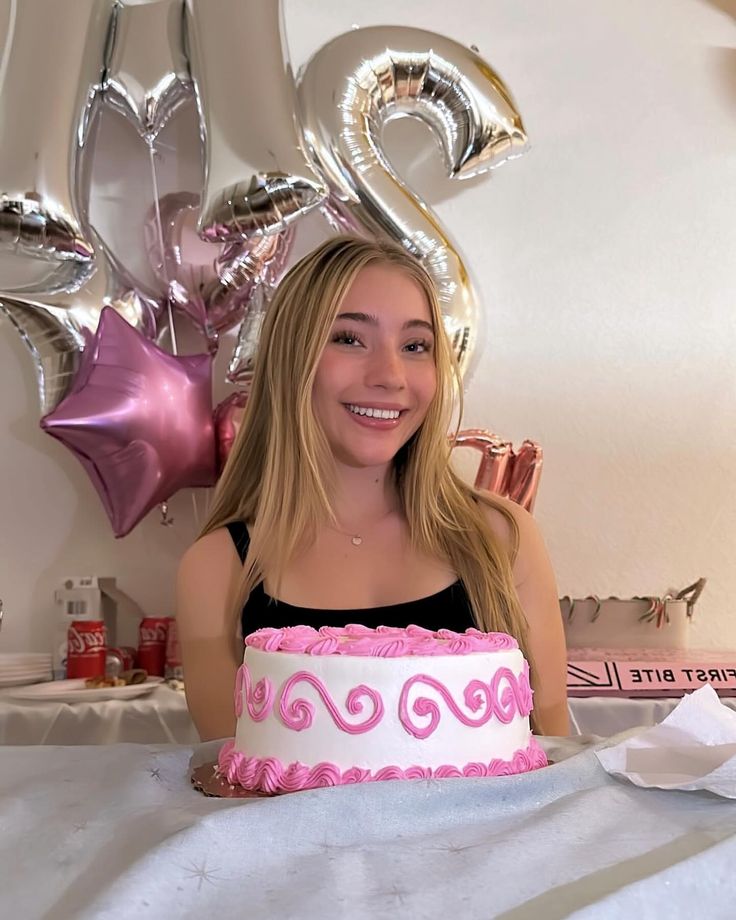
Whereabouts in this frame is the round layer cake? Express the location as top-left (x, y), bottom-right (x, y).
top-left (218, 624), bottom-right (547, 794)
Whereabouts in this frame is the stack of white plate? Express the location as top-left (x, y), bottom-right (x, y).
top-left (0, 653), bottom-right (53, 688)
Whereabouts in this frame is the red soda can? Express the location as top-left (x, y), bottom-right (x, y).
top-left (67, 620), bottom-right (107, 679)
top-left (165, 618), bottom-right (183, 680)
top-left (137, 617), bottom-right (169, 676)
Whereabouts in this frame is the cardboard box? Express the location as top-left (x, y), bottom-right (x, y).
top-left (567, 653), bottom-right (736, 698)
top-left (52, 577), bottom-right (143, 679)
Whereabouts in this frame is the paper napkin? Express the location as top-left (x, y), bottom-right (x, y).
top-left (595, 684), bottom-right (736, 797)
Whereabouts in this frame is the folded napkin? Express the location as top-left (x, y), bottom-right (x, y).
top-left (596, 684), bottom-right (736, 797)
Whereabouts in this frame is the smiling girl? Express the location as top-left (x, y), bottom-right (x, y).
top-left (176, 236), bottom-right (569, 740)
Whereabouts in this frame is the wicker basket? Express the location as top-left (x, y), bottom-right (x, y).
top-left (561, 578), bottom-right (705, 651)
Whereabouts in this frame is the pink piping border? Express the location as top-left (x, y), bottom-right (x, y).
top-left (217, 738), bottom-right (548, 794)
top-left (245, 624), bottom-right (519, 658)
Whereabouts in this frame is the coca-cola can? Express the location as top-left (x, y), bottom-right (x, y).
top-left (106, 645), bottom-right (137, 677)
top-left (137, 617), bottom-right (168, 676)
top-left (67, 620), bottom-right (107, 679)
top-left (165, 618), bottom-right (183, 680)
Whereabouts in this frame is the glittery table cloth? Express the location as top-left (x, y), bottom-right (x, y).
top-left (2, 735), bottom-right (735, 919)
top-left (0, 685), bottom-right (199, 745)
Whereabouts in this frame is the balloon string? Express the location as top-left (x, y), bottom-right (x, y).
top-left (147, 141), bottom-right (178, 356)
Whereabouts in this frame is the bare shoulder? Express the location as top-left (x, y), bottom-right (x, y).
top-left (176, 527), bottom-right (242, 634)
top-left (178, 527), bottom-right (239, 580)
top-left (479, 494), bottom-right (549, 586)
top-left (479, 492), bottom-right (529, 549)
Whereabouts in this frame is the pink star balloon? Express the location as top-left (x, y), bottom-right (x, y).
top-left (41, 307), bottom-right (216, 537)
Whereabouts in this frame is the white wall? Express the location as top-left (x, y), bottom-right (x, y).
top-left (1, 0), bottom-right (735, 652)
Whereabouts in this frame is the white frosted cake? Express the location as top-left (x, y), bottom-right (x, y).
top-left (217, 624), bottom-right (547, 794)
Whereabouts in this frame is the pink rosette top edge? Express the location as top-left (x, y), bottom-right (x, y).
top-left (217, 738), bottom-right (548, 794)
top-left (244, 624), bottom-right (519, 657)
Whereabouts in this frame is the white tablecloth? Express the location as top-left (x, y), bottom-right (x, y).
top-left (4, 686), bottom-right (735, 746)
top-left (0, 685), bottom-right (199, 745)
top-left (3, 736), bottom-right (736, 919)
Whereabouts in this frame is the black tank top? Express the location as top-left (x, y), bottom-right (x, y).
top-left (227, 520), bottom-right (476, 636)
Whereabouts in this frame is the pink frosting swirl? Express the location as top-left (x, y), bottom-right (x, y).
top-left (217, 737), bottom-right (548, 794)
top-left (404, 765), bottom-right (433, 779)
top-left (399, 667), bottom-right (532, 739)
top-left (235, 663), bottom-right (274, 721)
top-left (343, 636), bottom-right (411, 658)
top-left (406, 624), bottom-right (435, 638)
top-left (342, 766), bottom-right (371, 784)
top-left (403, 638), bottom-right (440, 656)
top-left (305, 636), bottom-right (340, 655)
top-left (246, 628), bottom-right (286, 652)
top-left (233, 665), bottom-right (245, 718)
top-left (461, 762), bottom-right (488, 778)
top-left (244, 624), bottom-right (519, 657)
top-left (318, 626), bottom-right (345, 638)
top-left (278, 670), bottom-right (384, 733)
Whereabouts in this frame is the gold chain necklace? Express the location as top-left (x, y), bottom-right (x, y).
top-left (326, 508), bottom-right (396, 547)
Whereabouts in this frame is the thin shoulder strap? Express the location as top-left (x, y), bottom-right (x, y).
top-left (226, 520), bottom-right (250, 564)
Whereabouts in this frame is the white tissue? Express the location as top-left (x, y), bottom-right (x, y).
top-left (595, 684), bottom-right (736, 798)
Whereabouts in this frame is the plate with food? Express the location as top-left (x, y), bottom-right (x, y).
top-left (6, 672), bottom-right (164, 703)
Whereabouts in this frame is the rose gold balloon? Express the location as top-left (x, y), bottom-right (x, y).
top-left (452, 429), bottom-right (543, 513)
top-left (505, 439), bottom-right (544, 514)
top-left (214, 390), bottom-right (249, 474)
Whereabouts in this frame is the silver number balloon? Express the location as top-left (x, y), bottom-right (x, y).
top-left (101, 0), bottom-right (192, 144)
top-left (0, 0), bottom-right (164, 413)
top-left (0, 261), bottom-right (158, 414)
top-left (0, 0), bottom-right (114, 295)
top-left (298, 27), bottom-right (529, 377)
top-left (184, 0), bottom-right (327, 242)
top-left (0, 295), bottom-right (85, 415)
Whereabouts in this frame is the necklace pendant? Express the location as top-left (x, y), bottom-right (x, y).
top-left (351, 535), bottom-right (363, 546)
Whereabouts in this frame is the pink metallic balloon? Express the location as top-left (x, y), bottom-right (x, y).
top-left (214, 390), bottom-right (249, 474)
top-left (453, 429), bottom-right (543, 514)
top-left (41, 307), bottom-right (216, 537)
top-left (504, 440), bottom-right (544, 513)
top-left (145, 191), bottom-right (294, 343)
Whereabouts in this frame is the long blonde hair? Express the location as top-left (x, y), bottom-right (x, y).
top-left (201, 235), bottom-right (530, 659)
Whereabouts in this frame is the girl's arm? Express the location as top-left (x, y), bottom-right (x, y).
top-left (487, 498), bottom-right (570, 736)
top-left (176, 528), bottom-right (242, 741)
